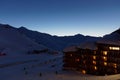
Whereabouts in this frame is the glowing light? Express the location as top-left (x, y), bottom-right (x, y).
top-left (109, 47), bottom-right (120, 50)
top-left (70, 54), bottom-right (72, 56)
top-left (94, 66), bottom-right (97, 70)
top-left (93, 56), bottom-right (96, 60)
top-left (104, 62), bottom-right (107, 66)
top-left (93, 61), bottom-right (96, 65)
top-left (103, 51), bottom-right (107, 55)
top-left (113, 64), bottom-right (117, 68)
top-left (82, 70), bottom-right (86, 74)
top-left (103, 56), bottom-right (107, 61)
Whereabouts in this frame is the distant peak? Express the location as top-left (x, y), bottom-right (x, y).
top-left (74, 34), bottom-right (84, 36)
top-left (73, 34), bottom-right (85, 37)
top-left (19, 26), bottom-right (27, 29)
top-left (0, 24), bottom-right (13, 29)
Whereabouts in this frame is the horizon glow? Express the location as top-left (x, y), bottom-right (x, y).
top-left (0, 0), bottom-right (120, 37)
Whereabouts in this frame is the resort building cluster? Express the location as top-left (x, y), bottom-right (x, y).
top-left (63, 40), bottom-right (120, 75)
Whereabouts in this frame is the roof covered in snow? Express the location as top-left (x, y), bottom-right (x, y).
top-left (64, 39), bottom-right (120, 52)
top-left (97, 39), bottom-right (120, 46)
top-left (63, 46), bottom-right (77, 52)
top-left (78, 39), bottom-right (120, 50)
top-left (78, 41), bottom-right (97, 50)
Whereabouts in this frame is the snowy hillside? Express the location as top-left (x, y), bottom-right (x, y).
top-left (0, 53), bottom-right (120, 80)
top-left (0, 24), bottom-right (120, 80)
top-left (0, 24), bottom-right (46, 55)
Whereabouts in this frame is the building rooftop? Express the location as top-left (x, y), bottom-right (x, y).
top-left (78, 41), bottom-right (97, 50)
top-left (97, 39), bottom-right (120, 46)
top-left (63, 39), bottom-right (120, 52)
top-left (63, 46), bottom-right (78, 52)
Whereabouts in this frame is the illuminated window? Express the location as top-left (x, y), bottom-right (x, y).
top-left (103, 51), bottom-right (107, 55)
top-left (76, 58), bottom-right (80, 62)
top-left (93, 61), bottom-right (96, 65)
top-left (70, 54), bottom-right (72, 56)
top-left (82, 70), bottom-right (86, 74)
top-left (109, 47), bottom-right (120, 50)
top-left (103, 56), bottom-right (107, 61)
top-left (93, 56), bottom-right (96, 60)
top-left (104, 62), bottom-right (107, 66)
top-left (113, 64), bottom-right (117, 68)
top-left (94, 66), bottom-right (97, 70)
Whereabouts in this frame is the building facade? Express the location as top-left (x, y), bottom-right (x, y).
top-left (63, 41), bottom-right (120, 75)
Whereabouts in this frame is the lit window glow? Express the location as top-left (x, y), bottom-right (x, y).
top-left (109, 47), bottom-right (120, 50)
top-left (103, 56), bottom-right (107, 61)
top-left (93, 56), bottom-right (96, 60)
top-left (94, 66), bottom-right (97, 70)
top-left (70, 54), bottom-right (72, 56)
top-left (103, 51), bottom-right (107, 55)
top-left (93, 61), bottom-right (96, 65)
top-left (113, 64), bottom-right (117, 68)
top-left (104, 62), bottom-right (107, 66)
top-left (82, 70), bottom-right (86, 74)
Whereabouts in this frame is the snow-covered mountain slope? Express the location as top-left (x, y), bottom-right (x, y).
top-left (18, 27), bottom-right (100, 51)
top-left (0, 23), bottom-right (119, 54)
top-left (0, 24), bottom-right (46, 55)
top-left (103, 28), bottom-right (120, 40)
top-left (0, 24), bottom-right (120, 80)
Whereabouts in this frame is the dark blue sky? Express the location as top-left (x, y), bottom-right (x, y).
top-left (0, 0), bottom-right (120, 36)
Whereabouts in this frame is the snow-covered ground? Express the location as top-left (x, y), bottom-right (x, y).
top-left (0, 24), bottom-right (120, 80)
top-left (0, 53), bottom-right (120, 80)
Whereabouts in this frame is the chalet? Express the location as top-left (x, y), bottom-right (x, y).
top-left (63, 40), bottom-right (120, 75)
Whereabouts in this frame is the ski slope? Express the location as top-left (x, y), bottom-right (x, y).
top-left (0, 53), bottom-right (120, 80)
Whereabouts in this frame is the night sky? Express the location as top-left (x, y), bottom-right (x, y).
top-left (0, 0), bottom-right (120, 36)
